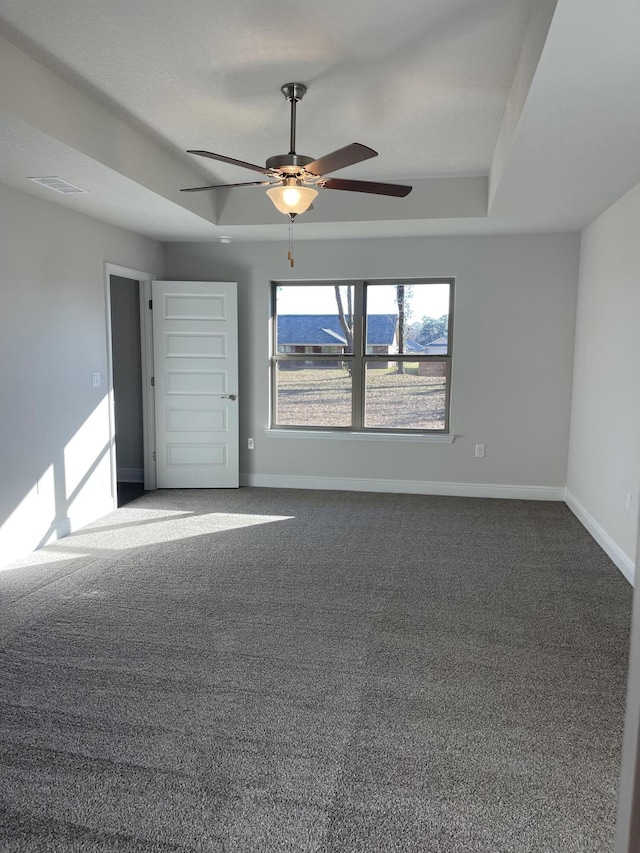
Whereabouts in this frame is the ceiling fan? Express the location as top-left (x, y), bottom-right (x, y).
top-left (181, 82), bottom-right (413, 219)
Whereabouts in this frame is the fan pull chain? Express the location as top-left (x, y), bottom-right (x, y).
top-left (287, 215), bottom-right (295, 267)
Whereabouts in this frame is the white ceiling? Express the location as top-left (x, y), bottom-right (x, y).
top-left (0, 0), bottom-right (639, 242)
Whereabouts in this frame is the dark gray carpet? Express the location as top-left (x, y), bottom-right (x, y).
top-left (0, 489), bottom-right (633, 852)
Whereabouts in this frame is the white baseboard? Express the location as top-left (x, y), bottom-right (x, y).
top-left (117, 468), bottom-right (144, 483)
top-left (15, 516), bottom-right (73, 550)
top-left (240, 473), bottom-right (565, 502)
top-left (53, 517), bottom-right (72, 540)
top-left (0, 498), bottom-right (114, 569)
top-left (66, 498), bottom-right (117, 537)
top-left (565, 489), bottom-right (635, 585)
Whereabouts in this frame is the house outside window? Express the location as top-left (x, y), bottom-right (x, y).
top-left (271, 279), bottom-right (453, 432)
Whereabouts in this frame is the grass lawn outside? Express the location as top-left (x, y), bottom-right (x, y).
top-left (275, 365), bottom-right (446, 429)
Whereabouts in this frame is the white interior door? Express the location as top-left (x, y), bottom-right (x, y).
top-left (152, 280), bottom-right (239, 488)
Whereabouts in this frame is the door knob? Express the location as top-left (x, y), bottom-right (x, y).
top-left (220, 393), bottom-right (237, 401)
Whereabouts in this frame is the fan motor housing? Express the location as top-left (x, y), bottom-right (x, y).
top-left (266, 153), bottom-right (315, 174)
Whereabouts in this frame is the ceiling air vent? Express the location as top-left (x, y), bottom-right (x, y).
top-left (27, 176), bottom-right (88, 195)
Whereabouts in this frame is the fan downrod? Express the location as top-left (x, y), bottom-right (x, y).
top-left (266, 82), bottom-right (313, 173)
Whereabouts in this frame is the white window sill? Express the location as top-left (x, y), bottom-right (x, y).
top-left (265, 429), bottom-right (455, 444)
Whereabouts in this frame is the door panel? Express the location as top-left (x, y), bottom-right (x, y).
top-left (152, 281), bottom-right (238, 488)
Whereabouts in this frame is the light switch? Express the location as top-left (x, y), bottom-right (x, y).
top-left (91, 372), bottom-right (101, 387)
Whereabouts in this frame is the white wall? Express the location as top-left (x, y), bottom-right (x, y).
top-left (566, 181), bottom-right (640, 582)
top-left (165, 233), bottom-right (579, 497)
top-left (0, 184), bottom-right (162, 567)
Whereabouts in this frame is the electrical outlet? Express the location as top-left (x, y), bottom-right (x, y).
top-left (475, 444), bottom-right (485, 458)
top-left (625, 493), bottom-right (633, 513)
top-left (247, 438), bottom-right (254, 450)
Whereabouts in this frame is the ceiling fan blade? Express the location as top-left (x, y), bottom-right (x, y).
top-left (180, 180), bottom-right (271, 192)
top-left (305, 143), bottom-right (377, 176)
top-left (323, 177), bottom-right (412, 197)
top-left (187, 150), bottom-right (272, 175)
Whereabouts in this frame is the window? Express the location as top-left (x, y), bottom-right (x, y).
top-left (271, 279), bottom-right (453, 432)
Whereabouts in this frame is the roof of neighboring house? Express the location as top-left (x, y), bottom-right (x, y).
top-left (278, 314), bottom-right (398, 347)
top-left (405, 339), bottom-right (426, 353)
top-left (426, 335), bottom-right (448, 346)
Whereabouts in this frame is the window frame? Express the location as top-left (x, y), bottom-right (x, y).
top-left (270, 278), bottom-right (454, 434)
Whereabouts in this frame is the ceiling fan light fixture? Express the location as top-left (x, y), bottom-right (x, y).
top-left (266, 180), bottom-right (317, 216)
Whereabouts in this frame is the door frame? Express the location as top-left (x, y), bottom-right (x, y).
top-left (104, 263), bottom-right (157, 509)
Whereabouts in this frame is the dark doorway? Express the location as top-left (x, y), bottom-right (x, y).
top-left (109, 276), bottom-right (146, 507)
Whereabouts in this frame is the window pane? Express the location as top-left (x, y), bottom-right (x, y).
top-left (276, 284), bottom-right (355, 354)
top-left (274, 361), bottom-right (352, 427)
top-left (364, 361), bottom-right (447, 430)
top-left (365, 282), bottom-right (450, 356)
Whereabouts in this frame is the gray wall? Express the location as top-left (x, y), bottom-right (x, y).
top-left (164, 233), bottom-right (580, 496)
top-left (567, 181), bottom-right (640, 579)
top-left (110, 275), bottom-right (144, 480)
top-left (0, 183), bottom-right (162, 566)
top-left (7, 178), bottom-right (636, 579)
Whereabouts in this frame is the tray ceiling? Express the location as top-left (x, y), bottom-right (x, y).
top-left (0, 0), bottom-right (638, 241)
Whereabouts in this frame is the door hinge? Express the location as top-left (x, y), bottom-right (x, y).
top-left (151, 376), bottom-right (155, 386)
top-left (148, 299), bottom-right (153, 309)
top-left (152, 451), bottom-right (156, 461)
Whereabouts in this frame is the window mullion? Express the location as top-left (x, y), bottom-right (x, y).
top-left (351, 282), bottom-right (365, 430)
